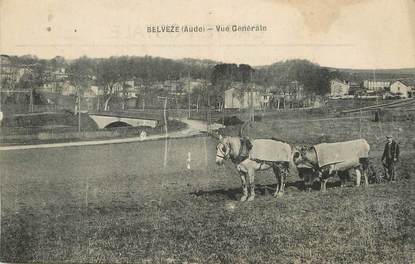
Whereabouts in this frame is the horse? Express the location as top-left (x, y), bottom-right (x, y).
top-left (215, 135), bottom-right (292, 202)
top-left (293, 139), bottom-right (370, 192)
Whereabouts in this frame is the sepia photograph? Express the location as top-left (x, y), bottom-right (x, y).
top-left (0, 0), bottom-right (414, 263)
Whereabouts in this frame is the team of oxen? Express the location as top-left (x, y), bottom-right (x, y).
top-left (215, 134), bottom-right (371, 202)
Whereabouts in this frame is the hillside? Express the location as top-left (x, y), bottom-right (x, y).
top-left (326, 67), bottom-right (415, 75)
top-left (324, 66), bottom-right (415, 82)
top-left (4, 54), bottom-right (415, 100)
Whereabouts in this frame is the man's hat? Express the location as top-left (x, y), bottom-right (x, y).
top-left (386, 135), bottom-right (393, 138)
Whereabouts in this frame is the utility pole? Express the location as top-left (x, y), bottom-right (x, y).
top-left (30, 88), bottom-right (34, 112)
top-left (157, 96), bottom-right (169, 135)
top-left (77, 87), bottom-right (81, 133)
top-left (188, 72), bottom-right (191, 119)
top-left (163, 96), bottom-right (168, 168)
top-left (204, 77), bottom-right (210, 132)
top-left (164, 96), bottom-right (168, 134)
top-left (0, 55), bottom-right (3, 119)
top-left (250, 71), bottom-right (254, 123)
top-left (207, 88), bottom-right (211, 133)
top-left (222, 96), bottom-right (225, 126)
top-left (97, 92), bottom-right (100, 111)
top-left (373, 69), bottom-right (380, 106)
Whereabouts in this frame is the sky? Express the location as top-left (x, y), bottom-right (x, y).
top-left (1, 0), bottom-right (414, 69)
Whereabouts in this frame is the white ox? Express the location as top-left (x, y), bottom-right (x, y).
top-left (293, 139), bottom-right (370, 192)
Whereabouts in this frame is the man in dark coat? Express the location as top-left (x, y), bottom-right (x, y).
top-left (381, 135), bottom-right (400, 182)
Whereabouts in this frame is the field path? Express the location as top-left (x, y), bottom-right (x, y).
top-left (0, 119), bottom-right (217, 151)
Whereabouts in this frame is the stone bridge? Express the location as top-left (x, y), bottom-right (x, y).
top-left (89, 113), bottom-right (160, 129)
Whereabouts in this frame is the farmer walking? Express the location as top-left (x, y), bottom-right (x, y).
top-left (381, 135), bottom-right (400, 182)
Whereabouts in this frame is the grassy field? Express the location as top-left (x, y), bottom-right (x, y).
top-left (0, 119), bottom-right (187, 145)
top-left (1, 117), bottom-right (414, 263)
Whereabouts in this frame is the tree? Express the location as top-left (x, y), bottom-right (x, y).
top-left (50, 56), bottom-right (66, 69)
top-left (68, 56), bottom-right (95, 89)
top-left (191, 85), bottom-right (206, 112)
top-left (254, 59), bottom-right (331, 96)
top-left (210, 63), bottom-right (255, 110)
top-left (239, 64), bottom-right (254, 84)
top-left (68, 56), bottom-right (95, 114)
top-left (96, 57), bottom-right (120, 111)
top-left (118, 56), bottom-right (135, 110)
top-left (16, 71), bottom-right (37, 90)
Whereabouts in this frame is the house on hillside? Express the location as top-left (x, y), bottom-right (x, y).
top-left (390, 80), bottom-right (414, 98)
top-left (179, 77), bottom-right (205, 93)
top-left (330, 79), bottom-right (350, 96)
top-left (83, 87), bottom-right (98, 98)
top-left (224, 88), bottom-right (262, 109)
top-left (90, 85), bottom-right (101, 96)
top-left (270, 81), bottom-right (306, 100)
top-left (267, 81), bottom-right (309, 108)
top-left (149, 82), bottom-right (165, 92)
top-left (82, 86), bottom-right (99, 110)
top-left (224, 81), bottom-right (268, 109)
top-left (162, 80), bottom-right (181, 93)
top-left (288, 81), bottom-right (306, 100)
top-left (43, 67), bottom-right (68, 82)
top-left (0, 55), bottom-right (32, 90)
top-left (126, 86), bottom-right (138, 98)
top-left (112, 80), bottom-right (137, 97)
top-left (61, 81), bottom-right (77, 96)
top-left (363, 80), bottom-right (390, 93)
top-left (348, 81), bottom-right (361, 95)
top-left (41, 83), bottom-right (54, 92)
top-left (259, 93), bottom-right (272, 109)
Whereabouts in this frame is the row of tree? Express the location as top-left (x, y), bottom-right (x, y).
top-left (10, 54), bottom-right (409, 110)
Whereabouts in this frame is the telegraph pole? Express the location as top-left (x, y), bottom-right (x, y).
top-left (250, 71), bottom-right (254, 123)
top-left (157, 96), bottom-right (169, 134)
top-left (78, 94), bottom-right (81, 133)
top-left (29, 89), bottom-right (33, 112)
top-left (373, 69), bottom-right (380, 106)
top-left (188, 72), bottom-right (191, 119)
top-left (207, 91), bottom-right (210, 131)
top-left (157, 96), bottom-right (169, 167)
top-left (164, 96), bottom-right (168, 134)
top-left (97, 92), bottom-right (100, 111)
top-left (77, 87), bottom-right (81, 133)
top-left (163, 96), bottom-right (168, 168)
top-left (0, 55), bottom-right (3, 121)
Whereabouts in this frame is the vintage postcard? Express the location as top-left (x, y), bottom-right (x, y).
top-left (0, 0), bottom-right (414, 263)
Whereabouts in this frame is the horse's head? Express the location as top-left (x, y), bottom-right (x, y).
top-left (216, 135), bottom-right (231, 165)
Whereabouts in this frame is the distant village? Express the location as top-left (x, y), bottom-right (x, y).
top-left (1, 54), bottom-right (414, 115)
top-left (330, 79), bottom-right (414, 100)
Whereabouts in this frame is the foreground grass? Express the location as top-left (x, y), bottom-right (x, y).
top-left (1, 153), bottom-right (413, 263)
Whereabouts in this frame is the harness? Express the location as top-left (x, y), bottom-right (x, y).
top-left (216, 143), bottom-right (229, 160)
top-left (297, 147), bottom-right (319, 170)
top-left (297, 147), bottom-right (351, 181)
top-left (216, 138), bottom-right (252, 163)
top-left (218, 138), bottom-right (288, 173)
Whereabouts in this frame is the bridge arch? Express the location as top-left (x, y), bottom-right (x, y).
top-left (104, 121), bottom-right (132, 129)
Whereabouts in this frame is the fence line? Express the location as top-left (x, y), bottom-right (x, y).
top-left (266, 115), bottom-right (372, 123)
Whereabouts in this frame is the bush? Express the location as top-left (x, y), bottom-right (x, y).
top-left (216, 116), bottom-right (244, 126)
